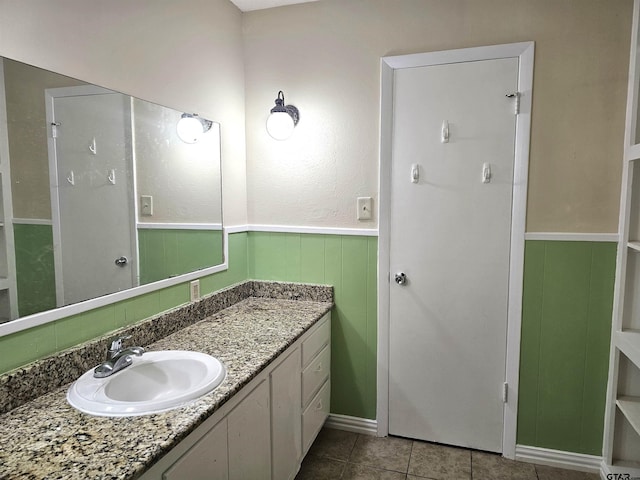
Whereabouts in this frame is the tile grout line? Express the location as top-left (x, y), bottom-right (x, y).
top-left (408, 439), bottom-right (415, 477)
top-left (340, 432), bottom-right (361, 478)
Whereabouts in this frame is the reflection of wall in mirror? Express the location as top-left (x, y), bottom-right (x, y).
top-left (133, 99), bottom-right (224, 284)
top-left (4, 59), bottom-right (85, 316)
top-left (4, 58), bottom-right (85, 220)
top-left (133, 99), bottom-right (221, 224)
top-left (2, 59), bottom-right (224, 316)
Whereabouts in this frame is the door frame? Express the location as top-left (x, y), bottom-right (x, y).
top-left (377, 42), bottom-right (534, 459)
top-left (45, 85), bottom-right (138, 306)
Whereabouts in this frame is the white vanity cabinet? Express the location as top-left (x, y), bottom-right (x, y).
top-left (301, 317), bottom-right (331, 455)
top-left (140, 312), bottom-right (331, 480)
top-left (228, 379), bottom-right (271, 480)
top-left (162, 418), bottom-right (228, 480)
top-left (271, 348), bottom-right (302, 480)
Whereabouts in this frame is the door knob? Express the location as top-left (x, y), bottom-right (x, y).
top-left (394, 272), bottom-right (407, 285)
top-left (114, 256), bottom-right (128, 267)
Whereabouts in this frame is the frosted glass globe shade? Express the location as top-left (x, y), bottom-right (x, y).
top-left (266, 111), bottom-right (295, 141)
top-left (177, 116), bottom-right (204, 144)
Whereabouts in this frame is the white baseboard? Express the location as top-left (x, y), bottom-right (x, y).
top-left (324, 414), bottom-right (378, 436)
top-left (515, 445), bottom-right (602, 473)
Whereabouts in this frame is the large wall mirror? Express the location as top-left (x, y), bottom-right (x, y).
top-left (0, 57), bottom-right (224, 330)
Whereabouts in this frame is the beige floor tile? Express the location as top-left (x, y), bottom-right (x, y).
top-left (535, 464), bottom-right (600, 480)
top-left (342, 463), bottom-right (407, 480)
top-left (408, 441), bottom-right (471, 480)
top-left (471, 451), bottom-right (537, 480)
top-left (295, 455), bottom-right (346, 480)
top-left (308, 427), bottom-right (359, 461)
top-left (349, 435), bottom-right (412, 473)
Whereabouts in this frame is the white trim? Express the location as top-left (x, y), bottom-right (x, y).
top-left (515, 445), bottom-right (601, 474)
top-left (248, 224), bottom-right (378, 236)
top-left (324, 414), bottom-right (378, 436)
top-left (137, 222), bottom-right (223, 231)
top-left (525, 232), bottom-right (618, 242)
top-left (225, 224), bottom-right (250, 234)
top-left (377, 42), bottom-right (534, 460)
top-left (383, 42), bottom-right (535, 70)
top-left (225, 224), bottom-right (379, 236)
top-left (12, 218), bottom-right (53, 226)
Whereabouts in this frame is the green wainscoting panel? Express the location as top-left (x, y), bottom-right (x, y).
top-left (518, 240), bottom-right (616, 455)
top-left (0, 232), bottom-right (248, 374)
top-left (200, 232), bottom-right (248, 295)
top-left (138, 228), bottom-right (224, 285)
top-left (2, 227), bottom-right (618, 457)
top-left (13, 224), bottom-right (56, 317)
top-left (248, 231), bottom-right (378, 420)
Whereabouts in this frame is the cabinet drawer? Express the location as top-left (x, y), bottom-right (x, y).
top-left (302, 315), bottom-right (330, 367)
top-left (302, 345), bottom-right (330, 407)
top-left (302, 380), bottom-right (330, 454)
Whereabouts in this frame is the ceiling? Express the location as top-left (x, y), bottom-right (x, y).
top-left (230, 0), bottom-right (319, 11)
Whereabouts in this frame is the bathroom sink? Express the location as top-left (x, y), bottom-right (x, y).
top-left (67, 350), bottom-right (226, 417)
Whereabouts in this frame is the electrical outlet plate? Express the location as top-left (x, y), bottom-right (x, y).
top-left (190, 280), bottom-right (200, 302)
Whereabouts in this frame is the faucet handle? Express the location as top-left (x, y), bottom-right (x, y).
top-left (107, 335), bottom-right (131, 359)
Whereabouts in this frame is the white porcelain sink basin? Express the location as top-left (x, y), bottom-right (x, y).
top-left (67, 350), bottom-right (226, 417)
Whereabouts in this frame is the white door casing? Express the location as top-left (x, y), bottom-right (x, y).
top-left (378, 42), bottom-right (534, 459)
top-left (46, 86), bottom-right (137, 307)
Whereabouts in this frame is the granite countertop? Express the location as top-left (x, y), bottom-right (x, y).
top-left (0, 294), bottom-right (332, 480)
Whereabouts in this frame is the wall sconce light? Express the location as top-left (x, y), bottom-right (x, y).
top-left (266, 91), bottom-right (299, 141)
top-left (176, 113), bottom-right (213, 144)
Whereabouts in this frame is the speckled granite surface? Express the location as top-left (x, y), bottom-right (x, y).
top-left (0, 280), bottom-right (332, 415)
top-left (0, 281), bottom-right (332, 480)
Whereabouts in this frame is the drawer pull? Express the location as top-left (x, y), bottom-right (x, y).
top-left (316, 400), bottom-right (323, 411)
top-left (315, 363), bottom-right (323, 372)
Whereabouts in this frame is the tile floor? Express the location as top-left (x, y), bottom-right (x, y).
top-left (296, 428), bottom-right (600, 480)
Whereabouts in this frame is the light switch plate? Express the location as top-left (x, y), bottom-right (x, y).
top-left (140, 195), bottom-right (153, 216)
top-left (357, 197), bottom-right (373, 221)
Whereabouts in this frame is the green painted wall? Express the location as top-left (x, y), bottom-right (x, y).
top-left (13, 224), bottom-right (56, 317)
top-left (0, 232), bottom-right (247, 374)
top-left (247, 231), bottom-right (378, 420)
top-left (246, 233), bottom-right (616, 454)
top-left (138, 228), bottom-right (224, 285)
top-left (517, 240), bottom-right (616, 455)
top-left (2, 230), bottom-right (618, 457)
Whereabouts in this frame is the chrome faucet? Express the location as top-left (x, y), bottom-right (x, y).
top-left (94, 335), bottom-right (144, 378)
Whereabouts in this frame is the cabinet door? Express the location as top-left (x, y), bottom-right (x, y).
top-left (163, 418), bottom-right (228, 480)
top-left (228, 379), bottom-right (271, 480)
top-left (271, 348), bottom-right (302, 480)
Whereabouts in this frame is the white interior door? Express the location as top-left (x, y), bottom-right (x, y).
top-left (388, 58), bottom-right (519, 453)
top-left (48, 89), bottom-right (136, 306)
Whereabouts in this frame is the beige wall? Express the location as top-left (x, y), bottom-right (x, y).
top-left (3, 60), bottom-right (85, 219)
top-left (0, 0), bottom-right (247, 226)
top-left (0, 0), bottom-right (632, 232)
top-left (243, 0), bottom-right (632, 232)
